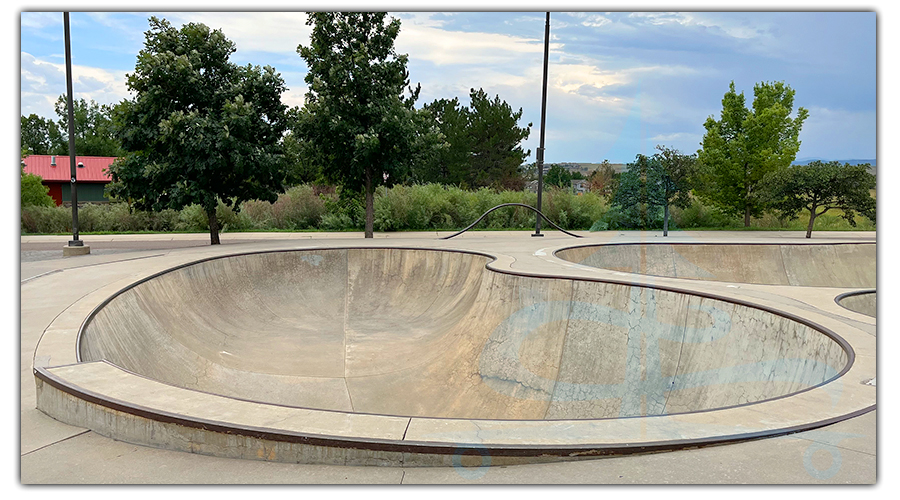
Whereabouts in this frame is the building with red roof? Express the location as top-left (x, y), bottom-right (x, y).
top-left (21, 155), bottom-right (117, 206)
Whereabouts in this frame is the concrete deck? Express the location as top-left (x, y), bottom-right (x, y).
top-left (20, 230), bottom-right (877, 483)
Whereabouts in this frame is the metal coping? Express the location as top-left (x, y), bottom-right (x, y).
top-left (834, 289), bottom-right (877, 316)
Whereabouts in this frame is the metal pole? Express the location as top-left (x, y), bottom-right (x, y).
top-left (64, 12), bottom-right (82, 246)
top-left (533, 12), bottom-right (550, 237)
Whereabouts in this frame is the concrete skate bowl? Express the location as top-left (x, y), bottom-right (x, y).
top-left (836, 290), bottom-right (877, 318)
top-left (34, 247), bottom-right (873, 466)
top-left (555, 243), bottom-right (876, 287)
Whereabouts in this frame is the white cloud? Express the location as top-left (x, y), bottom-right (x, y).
top-left (627, 12), bottom-right (768, 39)
top-left (396, 22), bottom-right (549, 66)
top-left (21, 11), bottom-right (61, 30)
top-left (159, 12), bottom-right (312, 55)
top-left (281, 88), bottom-right (308, 109)
top-left (394, 12), bottom-right (453, 28)
top-left (21, 51), bottom-right (132, 117)
top-left (572, 13), bottom-right (612, 28)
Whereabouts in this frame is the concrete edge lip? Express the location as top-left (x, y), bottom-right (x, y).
top-left (32, 244), bottom-right (878, 465)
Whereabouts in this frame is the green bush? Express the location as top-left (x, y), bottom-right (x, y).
top-left (21, 171), bottom-right (55, 208)
top-left (21, 205), bottom-right (70, 233)
top-left (216, 201), bottom-right (252, 233)
top-left (593, 204), bottom-right (664, 230)
top-left (671, 198), bottom-right (739, 229)
top-left (29, 181), bottom-right (874, 235)
top-left (271, 185), bottom-right (326, 229)
top-left (240, 199), bottom-right (275, 230)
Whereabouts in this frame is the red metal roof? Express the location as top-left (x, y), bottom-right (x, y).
top-left (21, 155), bottom-right (117, 183)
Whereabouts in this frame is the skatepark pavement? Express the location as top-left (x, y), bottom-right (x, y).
top-left (20, 230), bottom-right (877, 483)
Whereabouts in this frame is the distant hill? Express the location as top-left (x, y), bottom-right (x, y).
top-left (792, 158), bottom-right (876, 176)
top-left (552, 159), bottom-right (876, 177)
top-left (793, 158), bottom-right (875, 166)
top-left (555, 162), bottom-right (628, 175)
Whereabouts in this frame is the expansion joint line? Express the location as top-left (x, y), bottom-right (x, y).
top-left (662, 296), bottom-right (693, 416)
top-left (21, 429), bottom-right (91, 457)
top-left (402, 418), bottom-right (412, 440)
top-left (342, 250), bottom-right (353, 412)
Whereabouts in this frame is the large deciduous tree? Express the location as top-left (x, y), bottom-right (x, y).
top-left (54, 96), bottom-right (123, 157)
top-left (296, 12), bottom-right (438, 238)
top-left (696, 81), bottom-right (808, 226)
top-left (21, 96), bottom-right (123, 157)
top-left (760, 161), bottom-right (875, 238)
top-left (650, 146), bottom-right (696, 236)
top-left (544, 164), bottom-right (573, 188)
top-left (610, 154), bottom-right (660, 230)
top-left (109, 17), bottom-right (289, 244)
top-left (611, 146), bottom-right (696, 235)
top-left (21, 114), bottom-right (65, 156)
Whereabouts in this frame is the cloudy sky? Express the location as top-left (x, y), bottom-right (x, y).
top-left (20, 9), bottom-right (876, 164)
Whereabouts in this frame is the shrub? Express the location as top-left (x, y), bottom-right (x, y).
top-left (21, 171), bottom-right (55, 208)
top-left (671, 198), bottom-right (739, 229)
top-left (176, 204), bottom-right (209, 232)
top-left (240, 199), bottom-right (275, 230)
top-left (216, 201), bottom-right (252, 233)
top-left (21, 205), bottom-right (70, 233)
top-left (271, 185), bottom-right (325, 229)
top-left (593, 204), bottom-right (664, 230)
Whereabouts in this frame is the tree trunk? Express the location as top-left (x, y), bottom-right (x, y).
top-left (744, 204), bottom-right (751, 227)
top-left (663, 203), bottom-right (669, 237)
top-left (364, 166), bottom-right (374, 239)
top-left (806, 204), bottom-right (817, 239)
top-left (206, 206), bottom-right (221, 245)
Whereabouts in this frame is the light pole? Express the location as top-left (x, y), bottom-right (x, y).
top-left (63, 12), bottom-right (89, 256)
top-left (533, 12), bottom-right (550, 237)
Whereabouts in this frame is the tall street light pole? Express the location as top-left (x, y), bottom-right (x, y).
top-left (533, 12), bottom-right (550, 237)
top-left (63, 12), bottom-right (89, 256)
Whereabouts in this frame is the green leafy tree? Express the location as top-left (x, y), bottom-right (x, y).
top-left (281, 131), bottom-right (324, 187)
top-left (296, 12), bottom-right (440, 238)
top-left (760, 161), bottom-right (875, 238)
top-left (544, 164), bottom-right (573, 188)
top-left (650, 145), bottom-right (697, 236)
top-left (610, 154), bottom-right (662, 230)
top-left (610, 146), bottom-right (696, 235)
top-left (21, 114), bottom-right (66, 155)
top-left (696, 81), bottom-right (808, 226)
top-left (20, 164), bottom-right (55, 208)
top-left (109, 17), bottom-right (290, 244)
top-left (54, 96), bottom-right (123, 157)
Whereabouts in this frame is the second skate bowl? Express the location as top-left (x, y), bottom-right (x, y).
top-left (556, 242), bottom-right (875, 287)
top-left (79, 247), bottom-right (850, 421)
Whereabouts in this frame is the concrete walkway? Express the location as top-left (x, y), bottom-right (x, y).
top-left (19, 231), bottom-right (877, 484)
